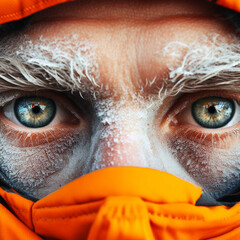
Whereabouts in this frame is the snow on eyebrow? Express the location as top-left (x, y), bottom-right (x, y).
top-left (156, 34), bottom-right (240, 99)
top-left (1, 33), bottom-right (240, 100)
top-left (0, 34), bottom-right (100, 94)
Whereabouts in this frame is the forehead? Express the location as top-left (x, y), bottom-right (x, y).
top-left (3, 0), bottom-right (238, 98)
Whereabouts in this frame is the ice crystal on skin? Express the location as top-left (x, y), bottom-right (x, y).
top-left (0, 128), bottom-right (92, 198)
top-left (168, 135), bottom-right (240, 199)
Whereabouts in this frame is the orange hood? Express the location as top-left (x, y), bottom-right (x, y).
top-left (1, 167), bottom-right (240, 240)
top-left (0, 0), bottom-right (240, 25)
top-left (1, 1), bottom-right (240, 240)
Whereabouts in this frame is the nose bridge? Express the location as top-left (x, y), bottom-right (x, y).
top-left (95, 101), bottom-right (158, 168)
top-left (102, 123), bottom-right (148, 166)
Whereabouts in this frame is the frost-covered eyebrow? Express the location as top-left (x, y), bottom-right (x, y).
top-left (0, 35), bottom-right (100, 96)
top-left (0, 35), bottom-right (240, 99)
top-left (155, 39), bottom-right (240, 98)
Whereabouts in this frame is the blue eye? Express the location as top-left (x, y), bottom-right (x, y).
top-left (191, 97), bottom-right (235, 129)
top-left (14, 96), bottom-right (56, 128)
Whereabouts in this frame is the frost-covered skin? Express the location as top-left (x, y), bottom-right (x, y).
top-left (0, 0), bottom-right (240, 199)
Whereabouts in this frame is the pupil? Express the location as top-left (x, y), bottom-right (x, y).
top-left (32, 105), bottom-right (41, 114)
top-left (208, 105), bottom-right (216, 114)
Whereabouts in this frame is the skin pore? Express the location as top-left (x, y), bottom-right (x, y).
top-left (0, 0), bottom-right (240, 199)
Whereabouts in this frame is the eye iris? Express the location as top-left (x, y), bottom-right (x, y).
top-left (14, 97), bottom-right (56, 128)
top-left (192, 97), bottom-right (235, 129)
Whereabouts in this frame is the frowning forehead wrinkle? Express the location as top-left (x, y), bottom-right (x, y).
top-left (0, 34), bottom-right (100, 95)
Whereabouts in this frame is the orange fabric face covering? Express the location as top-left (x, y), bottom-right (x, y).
top-left (1, 167), bottom-right (240, 240)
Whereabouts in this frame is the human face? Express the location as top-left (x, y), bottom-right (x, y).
top-left (0, 0), bottom-right (239, 199)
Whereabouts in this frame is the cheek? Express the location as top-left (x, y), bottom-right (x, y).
top-left (0, 129), bottom-right (91, 198)
top-left (167, 130), bottom-right (240, 199)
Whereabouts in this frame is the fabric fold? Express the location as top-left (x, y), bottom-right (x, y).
top-left (1, 167), bottom-right (240, 239)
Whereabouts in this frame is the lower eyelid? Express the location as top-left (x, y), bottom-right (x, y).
top-left (0, 115), bottom-right (82, 147)
top-left (168, 124), bottom-right (240, 149)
